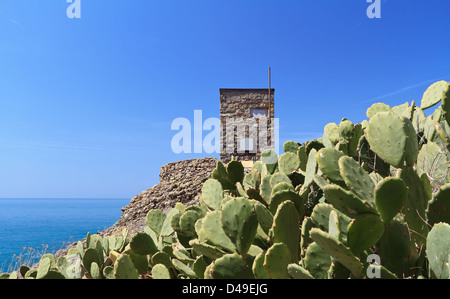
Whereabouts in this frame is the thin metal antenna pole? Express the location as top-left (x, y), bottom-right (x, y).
top-left (268, 67), bottom-right (271, 122)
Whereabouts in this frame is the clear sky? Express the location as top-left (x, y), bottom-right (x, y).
top-left (0, 0), bottom-right (449, 198)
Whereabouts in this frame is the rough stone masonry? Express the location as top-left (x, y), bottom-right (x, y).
top-left (220, 88), bottom-right (275, 163)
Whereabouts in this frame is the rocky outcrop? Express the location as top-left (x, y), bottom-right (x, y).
top-left (98, 157), bottom-right (218, 237)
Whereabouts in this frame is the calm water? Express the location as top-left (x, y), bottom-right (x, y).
top-left (0, 198), bottom-right (129, 273)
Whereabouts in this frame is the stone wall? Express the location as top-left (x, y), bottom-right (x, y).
top-left (220, 89), bottom-right (275, 163)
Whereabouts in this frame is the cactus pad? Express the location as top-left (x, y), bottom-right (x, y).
top-left (264, 243), bottom-right (291, 279)
top-left (374, 177), bottom-right (408, 224)
top-left (317, 148), bottom-right (345, 183)
top-left (201, 179), bottom-right (224, 210)
top-left (338, 156), bottom-right (375, 204)
top-left (421, 80), bottom-right (448, 110)
top-left (426, 183), bottom-right (450, 227)
top-left (309, 228), bottom-right (363, 278)
top-left (113, 254), bottom-right (139, 279)
top-left (221, 197), bottom-right (258, 255)
top-left (426, 222), bottom-right (450, 279)
top-left (366, 111), bottom-right (408, 168)
top-left (270, 200), bottom-right (300, 263)
top-left (347, 214), bottom-right (384, 255)
top-left (130, 232), bottom-right (158, 256)
top-left (210, 254), bottom-right (254, 279)
top-left (278, 152), bottom-right (300, 175)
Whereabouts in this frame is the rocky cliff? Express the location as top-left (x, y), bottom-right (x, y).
top-left (98, 157), bottom-right (218, 238)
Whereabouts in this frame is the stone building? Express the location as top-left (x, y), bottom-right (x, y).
top-left (219, 88), bottom-right (275, 166)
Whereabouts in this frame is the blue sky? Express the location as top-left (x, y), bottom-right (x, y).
top-left (0, 0), bottom-right (449, 198)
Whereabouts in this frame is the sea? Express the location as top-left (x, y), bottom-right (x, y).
top-left (0, 198), bottom-right (130, 273)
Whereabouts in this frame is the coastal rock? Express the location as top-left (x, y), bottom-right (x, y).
top-left (58, 157), bottom-right (218, 256)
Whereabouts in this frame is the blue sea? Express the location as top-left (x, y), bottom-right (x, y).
top-left (0, 198), bottom-right (129, 273)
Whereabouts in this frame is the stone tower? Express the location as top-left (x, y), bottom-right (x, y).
top-left (219, 88), bottom-right (275, 166)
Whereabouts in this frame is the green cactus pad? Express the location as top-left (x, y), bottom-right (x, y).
top-left (278, 152), bottom-right (300, 175)
top-left (103, 266), bottom-right (114, 279)
top-left (113, 254), bottom-right (140, 279)
top-left (298, 146), bottom-right (308, 171)
top-left (270, 200), bottom-right (300, 263)
top-left (392, 102), bottom-right (409, 117)
top-left (323, 184), bottom-right (375, 218)
top-left (201, 179), bottom-right (224, 210)
top-left (82, 248), bottom-right (101, 274)
top-left (201, 210), bottom-right (235, 252)
top-left (287, 263), bottom-right (315, 279)
top-left (226, 160), bottom-right (245, 185)
top-left (421, 80), bottom-right (448, 110)
top-left (252, 253), bottom-right (270, 279)
top-left (270, 172), bottom-right (292, 188)
top-left (328, 210), bottom-right (341, 242)
top-left (152, 264), bottom-right (171, 279)
top-left (366, 111), bottom-right (408, 168)
top-left (347, 213), bottom-right (384, 255)
top-left (283, 140), bottom-right (301, 153)
top-left (221, 197), bottom-right (258, 255)
top-left (303, 242), bottom-right (331, 279)
top-left (170, 212), bottom-right (182, 234)
top-left (271, 181), bottom-right (294, 196)
top-left (309, 228), bottom-right (363, 279)
top-left (179, 210), bottom-right (202, 238)
top-left (401, 116), bottom-right (419, 167)
top-left (36, 256), bottom-right (52, 279)
top-left (377, 219), bottom-right (417, 278)
top-left (89, 262), bottom-right (101, 279)
top-left (146, 209), bottom-right (166, 236)
top-left (189, 239), bottom-right (226, 260)
top-left (193, 256), bottom-right (208, 278)
top-left (366, 102), bottom-right (391, 119)
top-left (338, 156), bottom-right (375, 204)
top-left (426, 183), bottom-right (450, 227)
top-left (269, 189), bottom-right (305, 219)
top-left (311, 203), bottom-right (335, 231)
top-left (426, 222), bottom-right (450, 279)
top-left (129, 232), bottom-right (158, 256)
top-left (304, 148), bottom-right (318, 187)
top-left (261, 149), bottom-right (278, 174)
top-left (259, 175), bottom-right (272, 204)
top-left (433, 121), bottom-right (450, 150)
top-left (151, 251), bottom-right (173, 269)
top-left (253, 201), bottom-right (273, 234)
top-left (338, 120), bottom-right (354, 144)
top-left (324, 123), bottom-right (340, 145)
top-left (172, 259), bottom-right (197, 278)
top-left (264, 243), bottom-right (291, 279)
top-left (374, 177), bottom-right (408, 224)
top-left (124, 248), bottom-right (149, 275)
top-left (443, 87), bottom-right (450, 126)
top-left (300, 217), bottom-right (314, 255)
top-left (398, 167), bottom-right (429, 246)
top-left (40, 253), bottom-right (57, 268)
top-left (210, 254), bottom-right (254, 279)
top-left (160, 208), bottom-right (180, 237)
top-left (317, 148), bottom-right (345, 183)
top-left (19, 265), bottom-right (30, 278)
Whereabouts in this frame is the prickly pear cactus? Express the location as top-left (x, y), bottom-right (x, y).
top-left (5, 80), bottom-right (450, 280)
